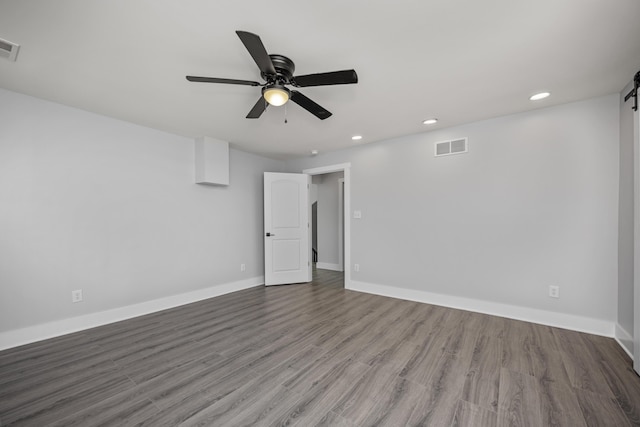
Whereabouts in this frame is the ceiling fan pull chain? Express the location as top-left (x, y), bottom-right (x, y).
top-left (284, 103), bottom-right (288, 124)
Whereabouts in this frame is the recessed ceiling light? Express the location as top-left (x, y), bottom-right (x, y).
top-left (529, 92), bottom-right (550, 101)
top-left (311, 150), bottom-right (318, 156)
top-left (352, 135), bottom-right (363, 141)
top-left (423, 118), bottom-right (438, 125)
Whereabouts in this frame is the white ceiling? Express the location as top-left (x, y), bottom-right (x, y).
top-left (1, 0), bottom-right (639, 159)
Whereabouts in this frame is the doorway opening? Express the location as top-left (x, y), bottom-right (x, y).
top-left (304, 163), bottom-right (351, 289)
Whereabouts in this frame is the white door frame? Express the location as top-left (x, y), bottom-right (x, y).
top-left (634, 102), bottom-right (640, 374)
top-left (338, 178), bottom-right (344, 272)
top-left (303, 163), bottom-right (352, 289)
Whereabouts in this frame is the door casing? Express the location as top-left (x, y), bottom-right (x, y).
top-left (303, 163), bottom-right (352, 289)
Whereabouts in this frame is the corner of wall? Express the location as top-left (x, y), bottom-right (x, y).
top-left (615, 322), bottom-right (634, 359)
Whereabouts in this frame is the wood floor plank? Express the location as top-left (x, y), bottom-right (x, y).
top-left (501, 320), bottom-right (537, 377)
top-left (138, 360), bottom-right (259, 425)
top-left (398, 333), bottom-right (447, 385)
top-left (48, 353), bottom-right (224, 426)
top-left (553, 328), bottom-right (616, 398)
top-left (526, 325), bottom-right (571, 387)
top-left (576, 332), bottom-right (640, 424)
top-left (497, 368), bottom-right (543, 427)
top-left (2, 369), bottom-right (136, 426)
top-left (355, 336), bottom-right (422, 376)
top-left (174, 346), bottom-right (321, 426)
top-left (453, 399), bottom-right (498, 427)
top-left (0, 346), bottom-right (118, 401)
top-left (404, 386), bottom-right (461, 426)
top-left (331, 363), bottom-right (398, 424)
top-left (313, 410), bottom-right (356, 427)
top-left (120, 340), bottom-right (220, 385)
top-left (153, 356), bottom-right (258, 411)
top-left (0, 330), bottom-right (93, 365)
top-left (430, 349), bottom-right (473, 394)
top-left (593, 353), bottom-right (640, 425)
top-left (400, 303), bottom-right (452, 346)
top-left (221, 385), bottom-right (303, 427)
top-left (0, 341), bottom-right (102, 384)
top-left (0, 359), bottom-right (124, 415)
top-left (537, 376), bottom-right (587, 427)
top-left (47, 397), bottom-right (159, 427)
top-left (268, 358), bottom-right (370, 426)
top-left (462, 334), bottom-right (502, 413)
top-left (478, 314), bottom-right (511, 339)
top-left (238, 323), bottom-right (337, 374)
top-left (575, 388), bottom-right (632, 427)
top-left (1, 269), bottom-right (638, 426)
top-left (361, 376), bottom-right (430, 427)
top-left (497, 367), bottom-right (588, 427)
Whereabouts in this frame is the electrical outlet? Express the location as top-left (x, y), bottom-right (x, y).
top-left (548, 285), bottom-right (559, 298)
top-left (354, 263), bottom-right (360, 272)
top-left (240, 263), bottom-right (246, 272)
top-left (71, 289), bottom-right (83, 303)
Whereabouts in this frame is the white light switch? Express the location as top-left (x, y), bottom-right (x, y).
top-left (353, 210), bottom-right (362, 219)
top-left (71, 289), bottom-right (83, 303)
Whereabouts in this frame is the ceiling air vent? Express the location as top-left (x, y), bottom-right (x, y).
top-left (0, 38), bottom-right (20, 62)
top-left (434, 137), bottom-right (468, 157)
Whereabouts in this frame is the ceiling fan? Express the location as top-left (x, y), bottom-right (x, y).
top-left (186, 31), bottom-right (358, 120)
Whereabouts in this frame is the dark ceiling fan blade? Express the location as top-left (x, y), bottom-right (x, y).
top-left (246, 97), bottom-right (268, 119)
top-left (292, 69), bottom-right (358, 87)
top-left (290, 91), bottom-right (332, 120)
top-left (186, 76), bottom-right (261, 86)
top-left (235, 31), bottom-right (276, 76)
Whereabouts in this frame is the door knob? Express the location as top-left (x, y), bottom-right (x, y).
top-left (266, 232), bottom-right (275, 237)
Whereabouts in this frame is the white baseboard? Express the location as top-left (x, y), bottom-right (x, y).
top-left (347, 280), bottom-right (615, 338)
top-left (316, 262), bottom-right (343, 272)
top-left (0, 276), bottom-right (264, 351)
top-left (615, 323), bottom-right (634, 359)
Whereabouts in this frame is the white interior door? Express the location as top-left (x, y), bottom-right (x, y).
top-left (264, 172), bottom-right (311, 286)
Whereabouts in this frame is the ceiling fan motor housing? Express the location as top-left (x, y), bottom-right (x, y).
top-left (263, 54), bottom-right (295, 84)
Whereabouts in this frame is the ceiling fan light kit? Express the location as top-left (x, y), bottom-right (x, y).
top-left (186, 30), bottom-right (358, 120)
top-left (263, 84), bottom-right (290, 106)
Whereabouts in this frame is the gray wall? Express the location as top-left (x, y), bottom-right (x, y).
top-left (0, 88), bottom-right (284, 333)
top-left (618, 80), bottom-right (635, 338)
top-left (288, 95), bottom-right (620, 322)
top-left (0, 87), bottom-right (624, 340)
top-left (312, 172), bottom-right (343, 266)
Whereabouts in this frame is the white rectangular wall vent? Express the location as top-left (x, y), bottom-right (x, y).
top-left (0, 38), bottom-right (20, 62)
top-left (434, 137), bottom-right (468, 157)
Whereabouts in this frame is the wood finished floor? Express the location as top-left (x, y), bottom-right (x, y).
top-left (1, 269), bottom-right (640, 426)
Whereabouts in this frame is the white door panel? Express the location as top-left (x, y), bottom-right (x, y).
top-left (264, 172), bottom-right (311, 286)
top-left (272, 240), bottom-right (301, 271)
